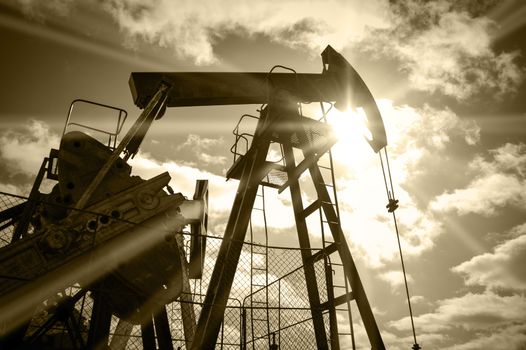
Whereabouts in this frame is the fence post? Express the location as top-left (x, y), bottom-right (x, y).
top-left (241, 307), bottom-right (247, 350)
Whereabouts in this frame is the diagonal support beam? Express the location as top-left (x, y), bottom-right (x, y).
top-left (190, 115), bottom-right (273, 349)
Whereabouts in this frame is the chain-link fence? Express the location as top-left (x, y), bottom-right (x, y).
top-left (1, 191), bottom-right (354, 349)
top-left (0, 192), bottom-right (28, 248)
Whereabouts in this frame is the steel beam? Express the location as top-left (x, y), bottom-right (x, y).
top-left (130, 72), bottom-right (337, 109)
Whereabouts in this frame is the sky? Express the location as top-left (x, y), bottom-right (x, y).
top-left (1, 0), bottom-right (526, 349)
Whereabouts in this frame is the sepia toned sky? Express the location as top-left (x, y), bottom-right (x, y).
top-left (1, 0), bottom-right (526, 349)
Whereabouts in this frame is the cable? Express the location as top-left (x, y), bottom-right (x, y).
top-left (379, 147), bottom-right (420, 350)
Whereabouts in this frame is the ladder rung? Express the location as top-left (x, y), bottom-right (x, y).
top-left (252, 284), bottom-right (267, 287)
top-left (320, 292), bottom-right (355, 309)
top-left (301, 199), bottom-right (321, 218)
top-left (333, 292), bottom-right (355, 305)
top-left (251, 301), bottom-right (268, 304)
top-left (251, 252), bottom-right (267, 256)
top-left (252, 267), bottom-right (267, 271)
top-left (278, 143), bottom-right (334, 194)
top-left (338, 333), bottom-right (353, 336)
top-left (307, 243), bottom-right (338, 264)
top-left (322, 220), bottom-right (339, 225)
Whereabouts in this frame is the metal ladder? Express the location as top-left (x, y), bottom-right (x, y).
top-left (249, 181), bottom-right (271, 348)
top-left (317, 113), bottom-right (356, 350)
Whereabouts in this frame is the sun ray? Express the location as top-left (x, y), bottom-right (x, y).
top-left (489, 0), bottom-right (526, 42)
top-left (0, 7), bottom-right (174, 70)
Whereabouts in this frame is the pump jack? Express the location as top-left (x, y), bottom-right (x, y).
top-left (0, 45), bottom-right (387, 349)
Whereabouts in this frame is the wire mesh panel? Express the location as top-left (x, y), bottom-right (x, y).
top-left (243, 255), bottom-right (331, 350)
top-left (0, 192), bottom-right (30, 248)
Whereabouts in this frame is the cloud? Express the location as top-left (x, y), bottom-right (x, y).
top-left (100, 0), bottom-right (526, 99)
top-left (0, 183), bottom-right (26, 196)
top-left (390, 291), bottom-right (526, 334)
top-left (441, 324), bottom-right (526, 350)
top-left (379, 270), bottom-right (413, 290)
top-left (410, 295), bottom-right (425, 304)
top-left (431, 173), bottom-right (525, 215)
top-left (14, 0), bottom-right (523, 98)
top-left (363, 0), bottom-right (525, 99)
top-left (379, 100), bottom-right (480, 170)
top-left (178, 134), bottom-right (223, 150)
top-left (452, 223), bottom-right (526, 291)
top-left (175, 134), bottom-right (227, 167)
top-left (431, 143), bottom-right (526, 216)
top-left (93, 0), bottom-right (391, 64)
top-left (0, 119), bottom-right (61, 195)
top-left (16, 0), bottom-right (74, 18)
top-left (382, 330), bottom-right (447, 350)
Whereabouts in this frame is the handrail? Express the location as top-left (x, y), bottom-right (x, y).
top-left (230, 114), bottom-right (260, 163)
top-left (62, 99), bottom-right (128, 149)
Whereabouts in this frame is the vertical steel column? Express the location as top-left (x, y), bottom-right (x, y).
top-left (281, 140), bottom-right (329, 350)
top-left (242, 308), bottom-right (247, 350)
top-left (175, 232), bottom-right (196, 349)
top-left (87, 289), bottom-right (113, 350)
top-left (154, 307), bottom-right (174, 350)
top-left (190, 112), bottom-right (273, 349)
top-left (141, 317), bottom-right (156, 350)
top-left (324, 258), bottom-right (340, 350)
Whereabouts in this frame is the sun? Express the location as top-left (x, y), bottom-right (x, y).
top-left (324, 106), bottom-right (376, 165)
